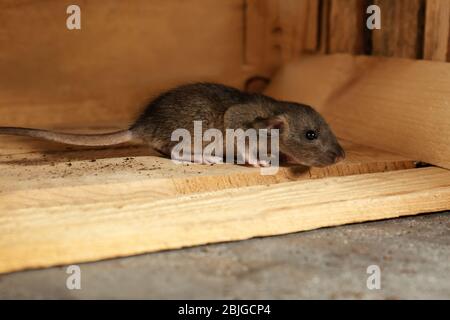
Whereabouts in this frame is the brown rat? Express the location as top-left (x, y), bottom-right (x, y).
top-left (0, 83), bottom-right (345, 167)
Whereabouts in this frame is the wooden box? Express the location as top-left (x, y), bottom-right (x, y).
top-left (0, 0), bottom-right (449, 274)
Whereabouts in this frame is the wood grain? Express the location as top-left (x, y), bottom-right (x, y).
top-left (277, 0), bottom-right (320, 61)
top-left (303, 0), bottom-right (320, 52)
top-left (328, 0), bottom-right (366, 54)
top-left (0, 123), bottom-right (421, 274)
top-left (424, 0), bottom-right (450, 61)
top-left (319, 0), bottom-right (331, 53)
top-left (244, 0), bottom-right (319, 73)
top-left (0, 135), bottom-right (416, 211)
top-left (372, 0), bottom-right (425, 58)
top-left (0, 167), bottom-right (448, 274)
top-left (0, 0), bottom-right (251, 128)
top-left (244, 0), bottom-right (279, 72)
top-left (0, 0), bottom-right (320, 129)
top-left (265, 54), bottom-right (450, 169)
top-left (1, 1), bottom-right (448, 276)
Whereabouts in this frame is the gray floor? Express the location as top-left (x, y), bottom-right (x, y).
top-left (0, 212), bottom-right (449, 299)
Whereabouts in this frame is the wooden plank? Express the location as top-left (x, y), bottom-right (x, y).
top-left (448, 13), bottom-right (450, 61)
top-left (244, 0), bottom-right (279, 72)
top-left (328, 0), bottom-right (366, 54)
top-left (244, 0), bottom-right (319, 73)
top-left (303, 0), bottom-right (320, 52)
top-left (0, 0), bottom-right (250, 128)
top-left (277, 0), bottom-right (320, 61)
top-left (0, 0), bottom-right (318, 128)
top-left (0, 167), bottom-right (448, 274)
top-left (372, 0), bottom-right (425, 58)
top-left (424, 0), bottom-right (450, 61)
top-left (265, 54), bottom-right (450, 169)
top-left (319, 0), bottom-right (331, 53)
top-left (0, 136), bottom-right (416, 211)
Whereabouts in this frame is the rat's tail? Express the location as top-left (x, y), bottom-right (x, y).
top-left (0, 127), bottom-right (134, 146)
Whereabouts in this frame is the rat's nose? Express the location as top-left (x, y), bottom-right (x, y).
top-left (328, 145), bottom-right (345, 164)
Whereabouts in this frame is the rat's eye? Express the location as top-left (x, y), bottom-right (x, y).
top-left (305, 130), bottom-right (318, 140)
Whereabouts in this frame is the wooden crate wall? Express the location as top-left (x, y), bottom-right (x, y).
top-left (1, 0), bottom-right (450, 274)
top-left (248, 0), bottom-right (450, 61)
top-left (0, 0), bottom-right (319, 128)
top-left (1, 0), bottom-right (448, 129)
top-left (311, 0), bottom-right (450, 61)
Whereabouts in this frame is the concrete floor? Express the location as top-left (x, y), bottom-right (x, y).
top-left (0, 212), bottom-right (448, 299)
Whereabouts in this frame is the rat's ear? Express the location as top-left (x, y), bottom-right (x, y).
top-left (252, 115), bottom-right (286, 131)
